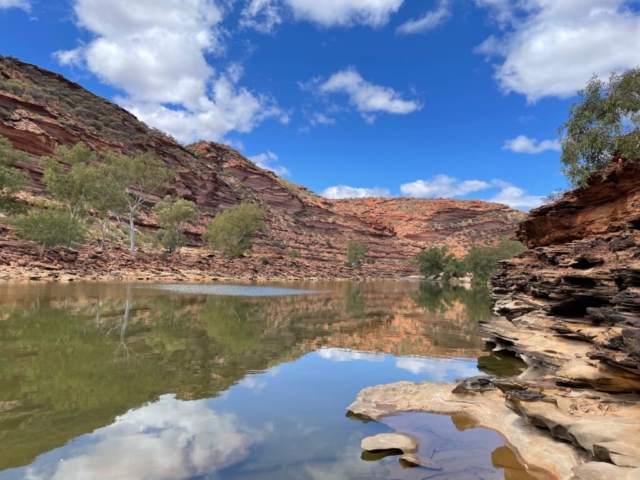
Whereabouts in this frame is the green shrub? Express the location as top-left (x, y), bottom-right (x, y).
top-left (12, 210), bottom-right (86, 258)
top-left (203, 203), bottom-right (266, 257)
top-left (287, 250), bottom-right (300, 259)
top-left (412, 246), bottom-right (453, 278)
top-left (258, 256), bottom-right (270, 265)
top-left (134, 251), bottom-right (146, 261)
top-left (346, 241), bottom-right (366, 269)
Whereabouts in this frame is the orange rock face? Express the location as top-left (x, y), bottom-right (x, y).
top-left (0, 55), bottom-right (521, 278)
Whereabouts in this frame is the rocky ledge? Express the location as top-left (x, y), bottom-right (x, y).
top-left (348, 161), bottom-right (640, 479)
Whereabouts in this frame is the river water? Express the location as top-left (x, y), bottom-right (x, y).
top-left (0, 281), bottom-right (535, 480)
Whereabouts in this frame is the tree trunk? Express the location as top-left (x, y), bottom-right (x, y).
top-left (100, 217), bottom-right (107, 249)
top-left (129, 213), bottom-right (135, 252)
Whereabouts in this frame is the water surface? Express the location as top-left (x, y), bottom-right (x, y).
top-left (0, 281), bottom-right (531, 479)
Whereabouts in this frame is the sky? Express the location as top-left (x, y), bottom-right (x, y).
top-left (2, 1), bottom-right (640, 210)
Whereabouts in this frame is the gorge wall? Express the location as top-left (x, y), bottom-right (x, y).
top-left (482, 160), bottom-right (640, 477)
top-left (0, 55), bottom-right (521, 279)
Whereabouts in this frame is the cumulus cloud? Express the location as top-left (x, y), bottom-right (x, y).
top-left (0, 0), bottom-right (30, 10)
top-left (248, 151), bottom-right (290, 176)
top-left (310, 112), bottom-right (336, 126)
top-left (309, 67), bottom-right (421, 123)
top-left (489, 184), bottom-right (543, 209)
top-left (56, 0), bottom-right (287, 143)
top-left (400, 175), bottom-right (542, 210)
top-left (322, 185), bottom-right (391, 199)
top-left (396, 0), bottom-right (451, 34)
top-left (503, 135), bottom-right (560, 154)
top-left (475, 0), bottom-right (640, 102)
top-left (284, 0), bottom-right (403, 27)
top-left (401, 175), bottom-right (491, 198)
top-left (25, 395), bottom-right (258, 480)
top-left (240, 0), bottom-right (282, 33)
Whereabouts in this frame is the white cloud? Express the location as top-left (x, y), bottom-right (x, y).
top-left (322, 185), bottom-right (391, 199)
top-left (0, 0), bottom-right (30, 10)
top-left (284, 0), bottom-right (404, 27)
top-left (475, 0), bottom-right (640, 102)
top-left (248, 151), bottom-right (290, 176)
top-left (57, 0), bottom-right (287, 143)
top-left (401, 175), bottom-right (491, 198)
top-left (503, 135), bottom-right (560, 154)
top-left (313, 67), bottom-right (422, 122)
top-left (400, 175), bottom-right (542, 210)
top-left (396, 0), bottom-right (451, 34)
top-left (240, 0), bottom-right (282, 33)
top-left (310, 112), bottom-right (336, 126)
top-left (317, 348), bottom-right (385, 362)
top-left (25, 395), bottom-right (258, 480)
top-left (489, 184), bottom-right (543, 209)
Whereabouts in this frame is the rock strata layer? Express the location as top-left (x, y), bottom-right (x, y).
top-left (0, 55), bottom-right (521, 280)
top-left (481, 159), bottom-right (640, 477)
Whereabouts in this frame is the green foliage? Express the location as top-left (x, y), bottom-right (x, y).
top-left (346, 241), bottom-right (367, 269)
top-left (412, 246), bottom-right (455, 278)
top-left (464, 239), bottom-right (526, 283)
top-left (203, 203), bottom-right (266, 257)
top-left (287, 250), bottom-right (300, 259)
top-left (105, 151), bottom-right (175, 252)
top-left (559, 69), bottom-right (640, 187)
top-left (41, 143), bottom-right (98, 218)
top-left (0, 135), bottom-right (30, 212)
top-left (153, 196), bottom-right (197, 253)
top-left (11, 210), bottom-right (85, 257)
top-left (413, 240), bottom-right (525, 283)
top-left (258, 256), bottom-right (270, 265)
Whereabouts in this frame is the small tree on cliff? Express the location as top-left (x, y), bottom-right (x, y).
top-left (346, 241), bottom-right (367, 269)
top-left (559, 69), bottom-right (640, 187)
top-left (12, 210), bottom-right (86, 258)
top-left (204, 203), bottom-right (265, 257)
top-left (105, 151), bottom-right (175, 253)
top-left (153, 196), bottom-right (197, 253)
top-left (41, 143), bottom-right (97, 219)
top-left (0, 135), bottom-right (30, 212)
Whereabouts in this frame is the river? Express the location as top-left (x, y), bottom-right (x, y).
top-left (0, 280), bottom-right (533, 479)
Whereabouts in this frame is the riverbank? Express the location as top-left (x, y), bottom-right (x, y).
top-left (0, 239), bottom-right (415, 283)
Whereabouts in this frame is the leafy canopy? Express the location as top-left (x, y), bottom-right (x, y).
top-left (413, 240), bottom-right (525, 283)
top-left (559, 69), bottom-right (640, 187)
top-left (203, 203), bottom-right (265, 257)
top-left (412, 246), bottom-right (455, 278)
top-left (153, 196), bottom-right (197, 253)
top-left (41, 143), bottom-right (97, 218)
top-left (12, 210), bottom-right (86, 257)
top-left (346, 241), bottom-right (367, 269)
top-left (0, 135), bottom-right (30, 212)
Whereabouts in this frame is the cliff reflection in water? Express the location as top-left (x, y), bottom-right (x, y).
top-left (0, 281), bottom-right (519, 476)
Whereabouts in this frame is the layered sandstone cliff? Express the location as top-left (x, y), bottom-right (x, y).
top-left (480, 160), bottom-right (640, 477)
top-left (0, 55), bottom-right (520, 279)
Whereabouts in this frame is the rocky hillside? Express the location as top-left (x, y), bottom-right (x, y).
top-left (482, 159), bottom-right (640, 476)
top-left (0, 55), bottom-right (521, 277)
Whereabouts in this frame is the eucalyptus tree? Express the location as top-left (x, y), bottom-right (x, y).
top-left (0, 135), bottom-right (30, 212)
top-left (105, 151), bottom-right (175, 252)
top-left (153, 195), bottom-right (197, 253)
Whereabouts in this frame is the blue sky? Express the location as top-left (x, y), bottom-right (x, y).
top-left (2, 0), bottom-right (640, 209)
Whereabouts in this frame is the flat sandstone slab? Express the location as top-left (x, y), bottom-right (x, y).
top-left (348, 381), bottom-right (585, 480)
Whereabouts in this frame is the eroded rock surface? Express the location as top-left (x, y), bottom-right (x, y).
top-left (361, 433), bottom-right (418, 453)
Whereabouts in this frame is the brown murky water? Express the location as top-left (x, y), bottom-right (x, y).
top-left (0, 281), bottom-right (535, 479)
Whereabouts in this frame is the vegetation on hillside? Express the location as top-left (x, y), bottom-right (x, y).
top-left (414, 239), bottom-right (525, 283)
top-left (11, 210), bottom-right (86, 258)
top-left (0, 136), bottom-right (30, 212)
top-left (346, 241), bottom-right (367, 269)
top-left (559, 68), bottom-right (640, 187)
top-left (203, 203), bottom-right (266, 257)
top-left (153, 196), bottom-right (197, 253)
